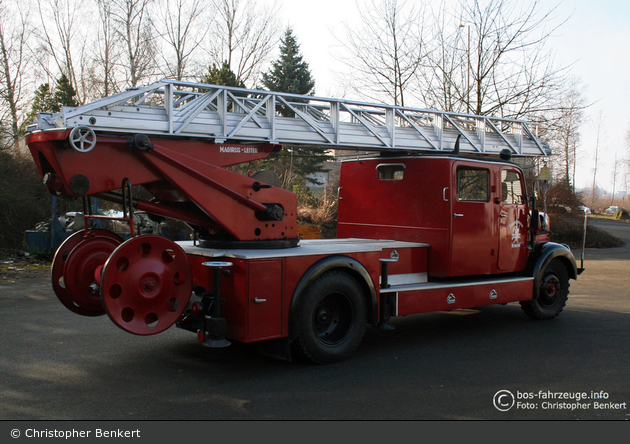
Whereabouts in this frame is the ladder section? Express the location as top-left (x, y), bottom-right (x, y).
top-left (31, 79), bottom-right (550, 157)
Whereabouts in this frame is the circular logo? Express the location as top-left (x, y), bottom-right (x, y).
top-left (493, 390), bottom-right (515, 411)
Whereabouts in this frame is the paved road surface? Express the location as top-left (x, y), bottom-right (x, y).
top-left (0, 219), bottom-right (628, 420)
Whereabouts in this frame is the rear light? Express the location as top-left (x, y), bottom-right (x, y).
top-left (191, 301), bottom-right (203, 317)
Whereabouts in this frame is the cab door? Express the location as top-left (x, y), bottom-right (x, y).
top-left (450, 162), bottom-right (495, 276)
top-left (497, 167), bottom-right (528, 271)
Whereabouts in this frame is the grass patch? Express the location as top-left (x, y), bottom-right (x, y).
top-left (0, 248), bottom-right (50, 279)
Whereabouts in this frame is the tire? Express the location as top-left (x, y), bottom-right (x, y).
top-left (520, 260), bottom-right (569, 320)
top-left (295, 270), bottom-right (367, 364)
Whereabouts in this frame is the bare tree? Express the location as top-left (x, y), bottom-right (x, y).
top-left (546, 83), bottom-right (588, 192)
top-left (91, 0), bottom-right (123, 99)
top-left (625, 127), bottom-right (630, 204)
top-left (610, 151), bottom-right (618, 206)
top-left (425, 0), bottom-right (571, 118)
top-left (337, 0), bottom-right (428, 106)
top-left (154, 0), bottom-right (207, 81)
top-left (207, 0), bottom-right (279, 86)
top-left (590, 112), bottom-right (605, 210)
top-left (417, 2), bottom-right (464, 112)
top-left (0, 0), bottom-right (33, 149)
top-left (111, 0), bottom-right (159, 87)
top-left (35, 0), bottom-right (92, 104)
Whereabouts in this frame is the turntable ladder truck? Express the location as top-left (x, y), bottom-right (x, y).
top-left (25, 79), bottom-right (582, 363)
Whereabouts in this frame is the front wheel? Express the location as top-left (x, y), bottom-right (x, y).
top-left (295, 271), bottom-right (367, 364)
top-left (520, 260), bottom-right (569, 320)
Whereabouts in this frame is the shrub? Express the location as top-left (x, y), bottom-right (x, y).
top-left (547, 209), bottom-right (624, 249)
top-left (0, 150), bottom-right (53, 250)
top-left (614, 208), bottom-right (630, 221)
top-left (297, 182), bottom-right (339, 239)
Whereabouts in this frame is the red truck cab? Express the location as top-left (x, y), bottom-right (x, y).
top-left (338, 155), bottom-right (529, 278)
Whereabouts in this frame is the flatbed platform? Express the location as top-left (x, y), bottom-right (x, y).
top-left (179, 238), bottom-right (429, 260)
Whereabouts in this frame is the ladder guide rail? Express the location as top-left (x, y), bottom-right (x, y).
top-left (29, 79), bottom-right (550, 157)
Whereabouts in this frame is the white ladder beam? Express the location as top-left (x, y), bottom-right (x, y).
top-left (443, 114), bottom-right (481, 153)
top-left (396, 110), bottom-right (438, 150)
top-left (34, 79), bottom-right (549, 157)
top-left (173, 88), bottom-right (222, 135)
top-left (339, 102), bottom-right (392, 149)
top-left (225, 94), bottom-right (270, 139)
top-left (277, 96), bottom-right (334, 145)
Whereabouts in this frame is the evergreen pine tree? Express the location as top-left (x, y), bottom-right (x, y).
top-left (26, 74), bottom-right (79, 123)
top-left (262, 28), bottom-right (315, 101)
top-left (202, 61), bottom-right (246, 88)
top-left (24, 83), bottom-right (55, 126)
top-left (260, 28), bottom-right (331, 190)
top-left (51, 74), bottom-right (78, 112)
top-left (24, 74), bottom-right (78, 127)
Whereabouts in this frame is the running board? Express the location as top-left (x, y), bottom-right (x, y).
top-left (382, 276), bottom-right (535, 316)
top-left (380, 276), bottom-right (534, 294)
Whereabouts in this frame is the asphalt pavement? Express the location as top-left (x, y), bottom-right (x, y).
top-left (0, 219), bottom-right (628, 421)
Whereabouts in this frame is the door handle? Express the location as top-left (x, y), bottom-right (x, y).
top-left (453, 213), bottom-right (464, 218)
top-left (254, 297), bottom-right (267, 304)
top-left (500, 214), bottom-right (508, 218)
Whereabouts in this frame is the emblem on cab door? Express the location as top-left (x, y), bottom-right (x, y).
top-left (447, 293), bottom-right (456, 304)
top-left (509, 220), bottom-right (523, 248)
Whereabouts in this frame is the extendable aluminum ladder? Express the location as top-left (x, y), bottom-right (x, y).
top-left (30, 79), bottom-right (550, 157)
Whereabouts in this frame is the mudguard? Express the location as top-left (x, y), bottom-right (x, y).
top-left (526, 242), bottom-right (579, 299)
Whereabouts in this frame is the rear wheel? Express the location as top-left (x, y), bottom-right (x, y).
top-left (296, 271), bottom-right (367, 364)
top-left (51, 229), bottom-right (122, 316)
top-left (521, 260), bottom-right (569, 320)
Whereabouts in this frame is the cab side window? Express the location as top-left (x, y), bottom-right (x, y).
top-left (457, 167), bottom-right (489, 201)
top-left (377, 164), bottom-right (405, 181)
top-left (501, 170), bottom-right (523, 204)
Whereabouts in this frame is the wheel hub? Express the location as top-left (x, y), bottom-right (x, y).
top-left (100, 235), bottom-right (192, 335)
top-left (316, 307), bottom-right (332, 326)
top-left (540, 273), bottom-right (561, 305)
top-left (140, 273), bottom-right (161, 297)
top-left (313, 293), bottom-right (353, 345)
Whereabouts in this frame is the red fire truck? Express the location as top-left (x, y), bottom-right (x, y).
top-left (25, 80), bottom-right (582, 363)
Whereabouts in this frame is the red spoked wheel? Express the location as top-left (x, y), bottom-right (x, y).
top-left (51, 229), bottom-right (123, 316)
top-left (100, 235), bottom-right (192, 335)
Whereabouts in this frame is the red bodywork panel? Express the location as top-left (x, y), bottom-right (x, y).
top-left (338, 158), bottom-right (451, 276)
top-left (184, 237), bottom-right (535, 344)
top-left (184, 240), bottom-right (429, 343)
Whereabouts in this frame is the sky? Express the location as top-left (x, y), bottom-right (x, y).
top-left (262, 0), bottom-right (630, 195)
